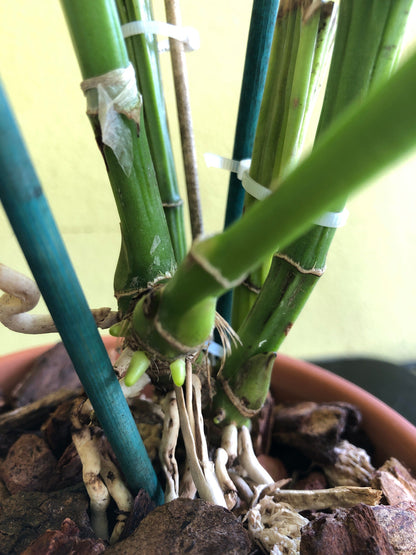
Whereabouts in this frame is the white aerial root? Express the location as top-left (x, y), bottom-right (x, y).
top-left (179, 358), bottom-right (197, 499)
top-left (174, 372), bottom-right (226, 507)
top-left (179, 460), bottom-right (198, 499)
top-left (214, 448), bottom-right (238, 510)
top-left (185, 358), bottom-right (195, 435)
top-left (238, 426), bottom-right (274, 486)
top-left (159, 391), bottom-right (180, 502)
top-left (0, 263), bottom-right (118, 333)
top-left (169, 369), bottom-right (274, 509)
top-left (221, 423), bottom-right (238, 464)
top-left (71, 399), bottom-right (133, 543)
top-left (228, 470), bottom-right (254, 505)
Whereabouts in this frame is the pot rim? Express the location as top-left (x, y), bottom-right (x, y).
top-left (1, 338), bottom-right (415, 470)
top-left (0, 335), bottom-right (120, 395)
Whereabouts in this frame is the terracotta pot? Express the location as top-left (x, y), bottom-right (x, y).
top-left (1, 339), bottom-right (415, 471)
top-left (0, 335), bottom-right (120, 397)
top-left (271, 353), bottom-right (416, 470)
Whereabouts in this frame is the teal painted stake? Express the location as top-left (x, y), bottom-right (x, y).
top-left (216, 0), bottom-right (280, 325)
top-left (0, 82), bottom-right (163, 505)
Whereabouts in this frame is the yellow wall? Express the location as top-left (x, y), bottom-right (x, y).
top-left (0, 1), bottom-right (415, 362)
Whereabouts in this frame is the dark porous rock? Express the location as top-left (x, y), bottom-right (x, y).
top-left (118, 488), bottom-right (156, 541)
top-left (0, 484), bottom-right (93, 554)
top-left (1, 433), bottom-right (57, 494)
top-left (273, 401), bottom-right (361, 464)
top-left (0, 478), bottom-right (10, 503)
top-left (56, 441), bottom-right (83, 488)
top-left (20, 517), bottom-right (106, 554)
top-left (300, 503), bottom-right (395, 554)
top-left (0, 430), bottom-right (19, 458)
top-left (294, 470), bottom-right (328, 490)
top-left (372, 502), bottom-right (416, 554)
top-left (41, 399), bottom-right (75, 458)
top-left (106, 498), bottom-right (252, 554)
top-left (11, 342), bottom-right (81, 407)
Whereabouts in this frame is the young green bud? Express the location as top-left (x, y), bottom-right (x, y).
top-left (124, 350), bottom-right (150, 387)
top-left (109, 320), bottom-right (129, 337)
top-left (170, 358), bottom-right (186, 387)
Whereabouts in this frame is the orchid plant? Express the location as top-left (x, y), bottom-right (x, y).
top-left (1, 0), bottom-right (416, 544)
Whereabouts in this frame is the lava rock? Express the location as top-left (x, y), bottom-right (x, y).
top-left (1, 433), bottom-right (57, 494)
top-left (20, 517), bottom-right (106, 554)
top-left (0, 484), bottom-right (93, 554)
top-left (106, 497), bottom-right (252, 554)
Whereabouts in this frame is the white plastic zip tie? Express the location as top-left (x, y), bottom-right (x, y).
top-left (207, 341), bottom-right (224, 358)
top-left (121, 20), bottom-right (200, 52)
top-left (204, 153), bottom-right (250, 180)
top-left (81, 63), bottom-right (142, 177)
top-left (241, 171), bottom-right (271, 201)
top-left (313, 207), bottom-right (349, 228)
top-left (205, 153), bottom-right (271, 200)
top-left (205, 153), bottom-right (349, 228)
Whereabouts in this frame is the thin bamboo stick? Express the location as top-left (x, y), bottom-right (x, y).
top-left (164, 0), bottom-right (203, 239)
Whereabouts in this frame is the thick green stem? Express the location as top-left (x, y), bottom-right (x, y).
top-left (371, 0), bottom-right (414, 85)
top-left (129, 46), bottom-right (416, 361)
top-left (116, 0), bottom-right (187, 262)
top-left (232, 1), bottom-right (336, 329)
top-left (272, 5), bottom-right (321, 178)
top-left (214, 0), bottom-right (414, 425)
top-left (61, 0), bottom-right (176, 315)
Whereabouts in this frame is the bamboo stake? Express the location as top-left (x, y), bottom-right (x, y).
top-left (164, 0), bottom-right (203, 239)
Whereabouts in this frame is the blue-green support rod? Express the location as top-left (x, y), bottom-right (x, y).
top-left (0, 82), bottom-right (163, 505)
top-left (216, 0), bottom-right (280, 324)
